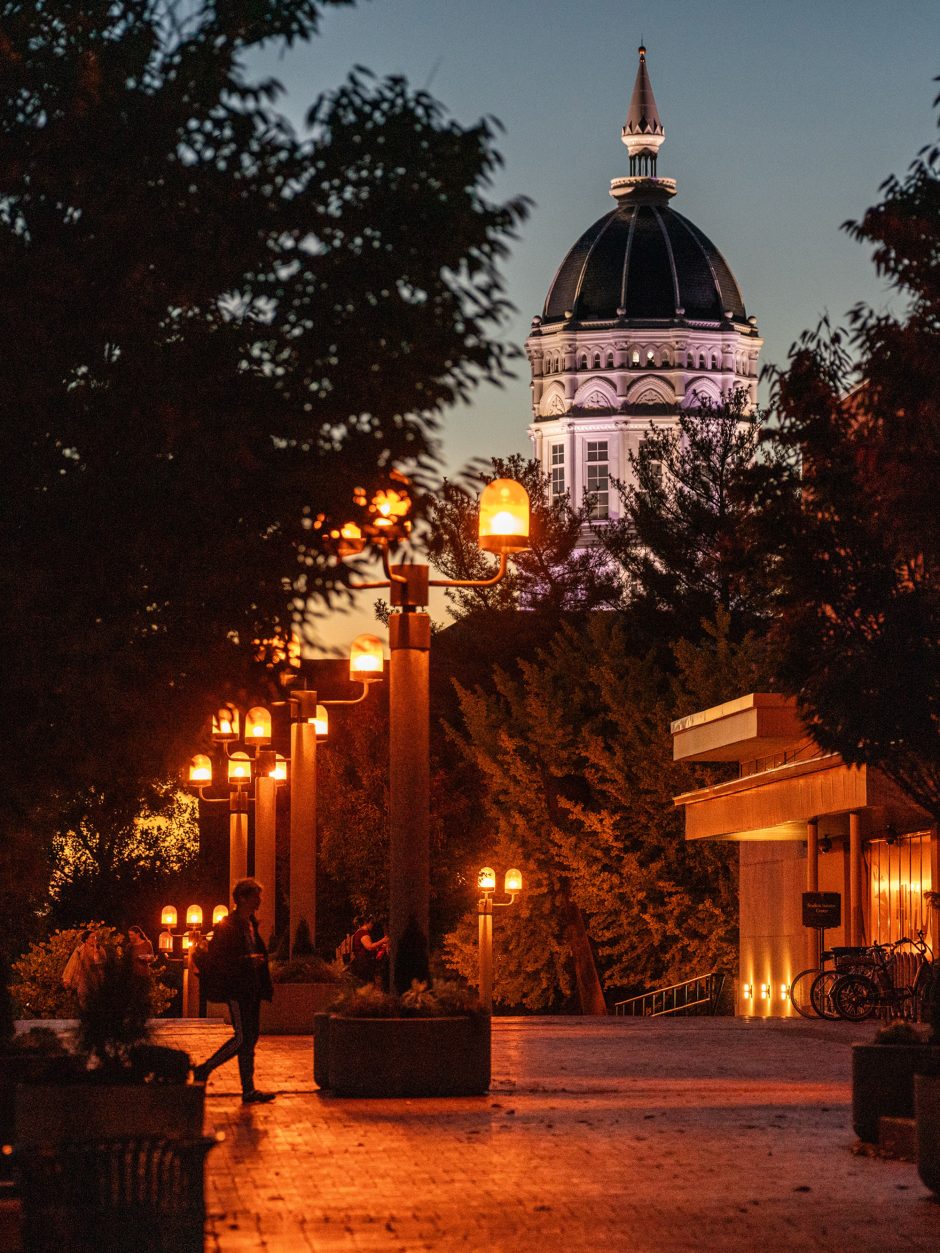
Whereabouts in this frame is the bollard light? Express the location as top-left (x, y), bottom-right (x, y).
top-left (350, 633), bottom-right (385, 681)
top-left (189, 754), bottom-right (212, 784)
top-left (161, 905), bottom-right (178, 928)
top-left (478, 479), bottom-right (530, 554)
top-left (212, 905), bottom-right (229, 926)
top-left (186, 904), bottom-right (203, 928)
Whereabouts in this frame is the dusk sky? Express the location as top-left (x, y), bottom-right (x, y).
top-left (251, 0), bottom-right (940, 643)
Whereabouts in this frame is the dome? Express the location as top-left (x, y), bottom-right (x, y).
top-left (542, 203), bottom-right (747, 326)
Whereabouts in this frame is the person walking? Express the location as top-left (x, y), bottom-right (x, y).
top-left (192, 878), bottom-right (276, 1104)
top-left (349, 917), bottom-right (389, 986)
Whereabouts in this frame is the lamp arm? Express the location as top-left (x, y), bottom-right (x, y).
top-left (323, 682), bottom-right (371, 707)
top-left (193, 788), bottom-right (231, 806)
top-left (492, 893), bottom-right (519, 909)
top-left (430, 551), bottom-right (509, 590)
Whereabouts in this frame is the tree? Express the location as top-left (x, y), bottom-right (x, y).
top-left (603, 390), bottom-right (789, 646)
top-left (765, 92), bottom-right (940, 823)
top-left (0, 1), bottom-right (527, 850)
top-left (442, 613), bottom-right (757, 1010)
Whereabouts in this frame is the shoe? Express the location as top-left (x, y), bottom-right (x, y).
top-left (192, 1063), bottom-right (209, 1084)
top-left (242, 1089), bottom-right (276, 1104)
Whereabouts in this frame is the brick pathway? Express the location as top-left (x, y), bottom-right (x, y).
top-left (151, 1016), bottom-right (940, 1251)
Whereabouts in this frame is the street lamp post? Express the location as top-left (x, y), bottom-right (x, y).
top-left (287, 635), bottom-right (384, 956)
top-left (477, 867), bottom-right (523, 1013)
top-left (347, 479), bottom-right (531, 991)
top-left (158, 902), bottom-right (228, 1018)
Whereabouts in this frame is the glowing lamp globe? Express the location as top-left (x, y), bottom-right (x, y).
top-left (186, 905), bottom-right (203, 928)
top-left (270, 754), bottom-right (288, 782)
top-left (181, 932), bottom-right (192, 951)
top-left (478, 866), bottom-right (496, 892)
top-left (188, 754), bottom-right (212, 785)
top-left (212, 905), bottom-right (229, 926)
top-left (478, 479), bottom-right (530, 554)
top-left (350, 633), bottom-right (385, 682)
top-left (228, 752), bottom-right (251, 784)
top-left (161, 906), bottom-right (178, 929)
top-left (311, 704), bottom-right (329, 737)
top-left (245, 706), bottom-right (272, 745)
top-left (158, 930), bottom-right (174, 954)
top-left (212, 705), bottom-right (239, 742)
top-left (504, 868), bottom-right (523, 893)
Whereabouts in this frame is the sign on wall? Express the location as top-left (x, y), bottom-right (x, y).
top-left (802, 891), bottom-right (841, 930)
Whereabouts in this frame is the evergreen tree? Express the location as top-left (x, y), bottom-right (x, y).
top-left (604, 389), bottom-right (789, 646)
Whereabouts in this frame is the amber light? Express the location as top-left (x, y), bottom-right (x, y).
top-left (158, 930), bottom-right (174, 954)
top-left (161, 906), bottom-right (178, 928)
top-left (478, 866), bottom-right (496, 892)
top-left (504, 868), bottom-right (523, 894)
top-left (310, 704), bottom-right (329, 737)
top-left (188, 754), bottom-right (212, 785)
top-left (270, 754), bottom-right (288, 782)
top-left (478, 479), bottom-right (530, 554)
top-left (212, 705), bottom-right (239, 742)
top-left (186, 905), bottom-right (203, 928)
top-left (245, 706), bottom-right (272, 744)
top-left (228, 752), bottom-right (251, 784)
top-left (212, 905), bottom-right (229, 926)
top-left (350, 633), bottom-right (385, 681)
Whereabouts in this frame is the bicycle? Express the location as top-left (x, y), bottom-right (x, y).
top-left (789, 947), bottom-right (874, 1019)
top-left (833, 934), bottom-right (933, 1022)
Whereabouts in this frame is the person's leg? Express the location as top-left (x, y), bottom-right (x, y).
top-left (193, 1000), bottom-right (244, 1081)
top-left (236, 997), bottom-right (260, 1095)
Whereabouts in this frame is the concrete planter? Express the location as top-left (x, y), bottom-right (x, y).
top-left (14, 1080), bottom-right (206, 1147)
top-left (313, 1012), bottom-right (332, 1089)
top-left (260, 982), bottom-right (339, 1035)
top-left (851, 1043), bottom-right (940, 1143)
top-left (320, 1014), bottom-right (491, 1097)
top-left (915, 1072), bottom-right (940, 1194)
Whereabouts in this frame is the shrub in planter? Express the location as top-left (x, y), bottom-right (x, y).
top-left (851, 1020), bottom-right (940, 1144)
top-left (11, 924), bottom-right (173, 1021)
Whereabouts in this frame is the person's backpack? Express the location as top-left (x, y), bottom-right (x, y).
top-left (191, 928), bottom-right (225, 997)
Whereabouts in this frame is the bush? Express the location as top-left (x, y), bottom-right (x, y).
top-left (329, 979), bottom-right (481, 1019)
top-left (270, 955), bottom-right (342, 984)
top-left (11, 925), bottom-right (173, 1020)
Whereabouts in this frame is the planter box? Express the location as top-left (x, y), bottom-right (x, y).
top-left (260, 982), bottom-right (339, 1035)
top-left (851, 1043), bottom-right (940, 1143)
top-left (321, 1014), bottom-right (491, 1098)
top-left (915, 1072), bottom-right (940, 1194)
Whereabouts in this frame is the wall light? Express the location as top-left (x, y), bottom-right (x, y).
top-left (760, 983), bottom-right (771, 1001)
top-left (742, 983), bottom-right (753, 1000)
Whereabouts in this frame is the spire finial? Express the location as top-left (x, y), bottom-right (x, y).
top-left (622, 43), bottom-right (664, 177)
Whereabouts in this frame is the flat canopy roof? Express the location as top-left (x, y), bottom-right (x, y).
top-left (671, 692), bottom-right (804, 764)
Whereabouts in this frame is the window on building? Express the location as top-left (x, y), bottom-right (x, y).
top-left (550, 443), bottom-right (565, 500)
top-left (593, 353), bottom-right (601, 369)
top-left (699, 353), bottom-right (706, 369)
top-left (646, 350), bottom-right (655, 366)
top-left (687, 353), bottom-right (693, 368)
top-left (585, 440), bottom-right (609, 519)
top-left (579, 355), bottom-right (588, 370)
top-left (606, 353), bottom-right (614, 369)
top-left (661, 352), bottom-right (670, 367)
top-left (632, 349), bottom-right (640, 366)
top-left (711, 354), bottom-right (718, 370)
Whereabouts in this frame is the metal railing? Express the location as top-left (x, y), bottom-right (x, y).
top-left (613, 972), bottom-right (726, 1018)
top-left (739, 737), bottom-right (822, 779)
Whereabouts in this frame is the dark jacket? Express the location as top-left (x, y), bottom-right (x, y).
top-left (208, 913), bottom-right (273, 1002)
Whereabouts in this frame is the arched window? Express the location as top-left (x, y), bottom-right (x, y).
top-left (699, 354), bottom-right (706, 369)
top-left (593, 354), bottom-right (601, 369)
top-left (631, 349), bottom-right (640, 366)
top-left (606, 353), bottom-right (614, 369)
top-left (687, 353), bottom-right (694, 368)
top-left (661, 352), bottom-right (670, 367)
top-left (712, 355), bottom-right (719, 370)
top-left (646, 350), bottom-right (655, 366)
top-left (579, 355), bottom-right (588, 370)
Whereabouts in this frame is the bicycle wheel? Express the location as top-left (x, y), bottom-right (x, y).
top-left (833, 973), bottom-right (879, 1021)
top-left (789, 968), bottom-right (822, 1018)
top-left (914, 963), bottom-right (939, 1024)
top-left (810, 969), bottom-right (841, 1020)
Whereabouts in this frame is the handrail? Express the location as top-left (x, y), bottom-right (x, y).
top-left (613, 971), bottom-right (725, 1018)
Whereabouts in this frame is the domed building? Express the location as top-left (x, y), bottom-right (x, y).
top-left (526, 46), bottom-right (762, 522)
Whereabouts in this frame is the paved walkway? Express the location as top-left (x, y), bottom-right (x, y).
top-left (152, 1015), bottom-right (940, 1251)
